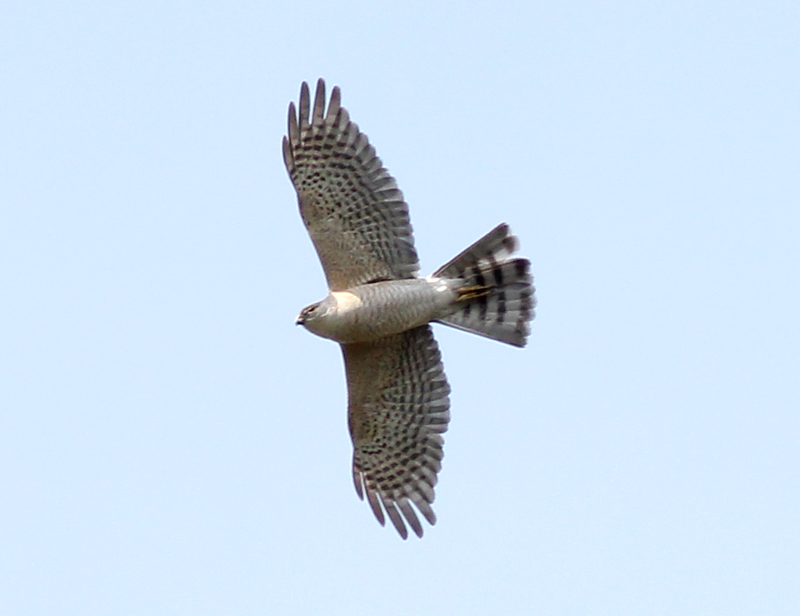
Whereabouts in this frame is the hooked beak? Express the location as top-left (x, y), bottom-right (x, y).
top-left (295, 314), bottom-right (305, 326)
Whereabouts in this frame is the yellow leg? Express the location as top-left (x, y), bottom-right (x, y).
top-left (456, 285), bottom-right (492, 302)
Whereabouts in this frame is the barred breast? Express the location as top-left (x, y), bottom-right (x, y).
top-left (321, 279), bottom-right (458, 344)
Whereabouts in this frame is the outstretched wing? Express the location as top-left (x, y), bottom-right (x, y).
top-left (283, 79), bottom-right (419, 291)
top-left (342, 325), bottom-right (451, 539)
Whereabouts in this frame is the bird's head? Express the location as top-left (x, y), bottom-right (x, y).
top-left (295, 302), bottom-right (320, 327)
top-left (296, 297), bottom-right (335, 329)
top-left (295, 296), bottom-right (340, 340)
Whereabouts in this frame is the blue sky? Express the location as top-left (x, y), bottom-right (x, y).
top-left (1, 1), bottom-right (798, 614)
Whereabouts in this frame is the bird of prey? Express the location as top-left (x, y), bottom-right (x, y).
top-left (283, 79), bottom-right (535, 539)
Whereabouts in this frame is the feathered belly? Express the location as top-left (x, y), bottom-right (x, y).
top-left (316, 280), bottom-right (458, 343)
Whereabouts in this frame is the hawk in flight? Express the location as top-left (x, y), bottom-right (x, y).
top-left (283, 79), bottom-right (535, 538)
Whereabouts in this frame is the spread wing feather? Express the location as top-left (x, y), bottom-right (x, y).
top-left (283, 79), bottom-right (419, 291)
top-left (342, 325), bottom-right (450, 539)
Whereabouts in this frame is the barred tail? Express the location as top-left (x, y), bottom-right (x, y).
top-left (434, 224), bottom-right (535, 347)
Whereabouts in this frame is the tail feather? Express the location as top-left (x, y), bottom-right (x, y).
top-left (434, 224), bottom-right (535, 347)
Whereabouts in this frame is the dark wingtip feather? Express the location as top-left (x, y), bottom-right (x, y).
top-left (313, 78), bottom-right (326, 124)
top-left (353, 467), bottom-right (364, 500)
top-left (327, 85), bottom-right (341, 122)
top-left (366, 488), bottom-right (385, 527)
top-left (298, 81), bottom-right (310, 130)
top-left (398, 499), bottom-right (424, 538)
top-left (282, 136), bottom-right (293, 172)
top-left (287, 102), bottom-right (298, 143)
top-left (382, 498), bottom-right (409, 540)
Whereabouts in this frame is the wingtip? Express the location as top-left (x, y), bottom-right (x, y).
top-left (327, 85), bottom-right (341, 123)
top-left (383, 499), bottom-right (409, 540)
top-left (287, 102), bottom-right (298, 142)
top-left (282, 135), bottom-right (293, 170)
top-left (312, 78), bottom-right (326, 124)
top-left (297, 79), bottom-right (343, 127)
top-left (353, 466), bottom-right (365, 500)
top-left (366, 488), bottom-right (386, 527)
top-left (298, 81), bottom-right (310, 130)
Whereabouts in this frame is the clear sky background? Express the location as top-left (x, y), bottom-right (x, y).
top-left (2, 1), bottom-right (798, 614)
